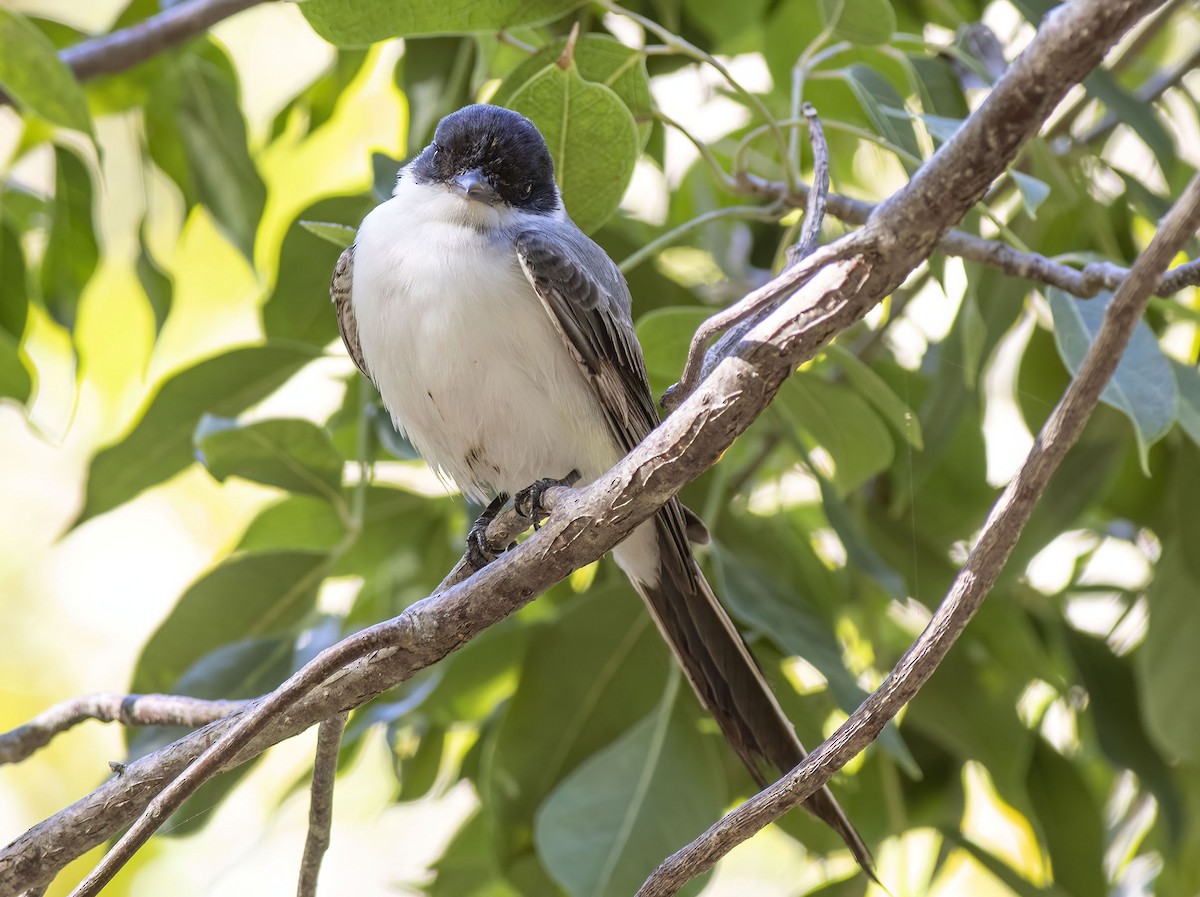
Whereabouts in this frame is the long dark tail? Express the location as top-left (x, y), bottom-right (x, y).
top-left (624, 501), bottom-right (875, 877)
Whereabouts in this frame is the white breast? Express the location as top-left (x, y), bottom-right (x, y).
top-left (350, 179), bottom-right (619, 502)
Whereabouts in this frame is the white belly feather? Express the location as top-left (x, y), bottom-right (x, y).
top-left (350, 186), bottom-right (619, 502)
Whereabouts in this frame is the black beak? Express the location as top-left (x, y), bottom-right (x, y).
top-left (451, 168), bottom-right (499, 204)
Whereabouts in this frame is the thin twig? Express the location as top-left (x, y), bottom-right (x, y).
top-left (636, 171), bottom-right (1200, 897)
top-left (0, 693), bottom-right (246, 766)
top-left (788, 104), bottom-right (830, 266)
top-left (662, 105), bottom-right (837, 412)
top-left (733, 172), bottom-right (1199, 298)
top-left (660, 237), bottom-right (862, 412)
top-left (295, 712), bottom-right (349, 897)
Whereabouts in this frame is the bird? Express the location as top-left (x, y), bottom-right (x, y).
top-left (332, 103), bottom-right (873, 875)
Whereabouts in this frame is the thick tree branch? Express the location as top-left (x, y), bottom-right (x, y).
top-left (0, 0), bottom-right (1150, 893)
top-left (62, 0), bottom-right (273, 82)
top-left (295, 712), bottom-right (348, 897)
top-left (637, 170), bottom-right (1200, 897)
top-left (0, 694), bottom-right (246, 766)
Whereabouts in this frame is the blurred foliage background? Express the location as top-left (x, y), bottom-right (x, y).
top-left (1, 0), bottom-right (1199, 895)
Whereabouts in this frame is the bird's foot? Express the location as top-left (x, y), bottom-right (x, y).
top-left (514, 470), bottom-right (580, 530)
top-left (466, 493), bottom-right (513, 571)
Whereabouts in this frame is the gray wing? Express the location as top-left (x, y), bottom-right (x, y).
top-left (513, 223), bottom-right (659, 453)
top-left (513, 222), bottom-right (698, 558)
top-left (331, 244), bottom-right (372, 382)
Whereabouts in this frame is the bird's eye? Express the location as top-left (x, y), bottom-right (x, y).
top-left (431, 144), bottom-right (441, 160)
top-left (524, 184), bottom-right (532, 196)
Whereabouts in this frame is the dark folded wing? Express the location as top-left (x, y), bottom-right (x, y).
top-left (330, 244), bottom-right (372, 382)
top-left (513, 224), bottom-right (658, 453)
top-left (513, 222), bottom-right (696, 571)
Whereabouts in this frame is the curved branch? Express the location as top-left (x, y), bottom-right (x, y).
top-left (61, 0), bottom-right (273, 82)
top-left (0, 0), bottom-right (1151, 892)
top-left (0, 693), bottom-right (246, 766)
top-left (637, 170), bottom-right (1200, 897)
top-left (296, 712), bottom-right (348, 897)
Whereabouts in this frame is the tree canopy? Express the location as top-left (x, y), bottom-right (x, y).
top-left (1, 0), bottom-right (1199, 896)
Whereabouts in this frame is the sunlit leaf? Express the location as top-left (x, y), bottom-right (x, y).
top-left (1048, 287), bottom-right (1176, 473)
top-left (819, 0), bottom-right (896, 45)
top-left (1010, 170), bottom-right (1051, 219)
top-left (298, 220), bottom-right (357, 249)
top-left (78, 343), bottom-right (320, 524)
top-left (493, 34), bottom-right (654, 146)
top-left (0, 9), bottom-right (93, 136)
top-left (777, 372), bottom-right (894, 494)
top-left (40, 147), bottom-right (99, 329)
top-left (195, 415), bottom-right (346, 502)
top-left (504, 57), bottom-right (641, 232)
top-left (301, 0), bottom-right (581, 45)
top-left (144, 42), bottom-right (266, 261)
top-left (840, 64), bottom-right (921, 165)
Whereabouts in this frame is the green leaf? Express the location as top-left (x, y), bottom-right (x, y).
top-left (40, 146), bottom-right (99, 328)
top-left (195, 416), bottom-right (346, 502)
top-left (504, 59), bottom-right (641, 233)
top-left (145, 43), bottom-right (266, 261)
top-left (0, 9), bottom-right (93, 136)
top-left (777, 372), bottom-right (894, 495)
top-left (1048, 288), bottom-right (1176, 474)
top-left (0, 222), bottom-right (31, 403)
top-left (1137, 544), bottom-right (1200, 762)
top-left (493, 35), bottom-right (654, 147)
top-left (264, 197), bottom-right (374, 346)
top-left (534, 675), bottom-right (723, 897)
top-left (1170, 359), bottom-right (1200, 448)
top-left (1026, 740), bottom-right (1105, 897)
top-left (131, 550), bottom-right (328, 694)
top-left (819, 0), bottom-right (896, 45)
top-left (298, 220), bottom-right (356, 249)
top-left (399, 37), bottom-right (477, 157)
top-left (920, 113), bottom-right (963, 143)
top-left (1009, 170), bottom-right (1051, 219)
top-left (840, 64), bottom-right (921, 165)
top-left (486, 586), bottom-right (670, 835)
top-left (238, 494), bottom-right (345, 554)
top-left (78, 343), bottom-right (319, 524)
top-left (391, 718), bottom-right (446, 801)
top-left (135, 228), bottom-right (173, 334)
top-left (432, 809), bottom-right (522, 897)
top-left (825, 344), bottom-right (922, 449)
top-left (634, 306), bottom-right (710, 395)
top-left (301, 0), bottom-right (581, 45)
